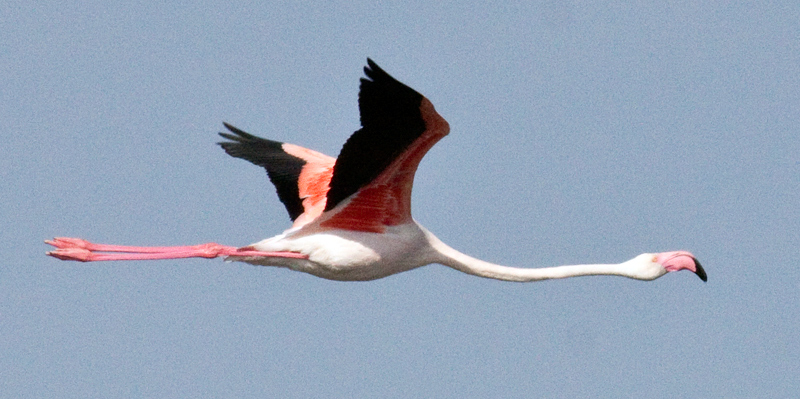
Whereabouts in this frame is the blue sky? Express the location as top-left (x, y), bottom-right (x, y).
top-left (2, 1), bottom-right (798, 397)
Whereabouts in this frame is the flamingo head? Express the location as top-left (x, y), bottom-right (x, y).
top-left (655, 250), bottom-right (707, 282)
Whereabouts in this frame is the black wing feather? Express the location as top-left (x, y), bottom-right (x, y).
top-left (324, 59), bottom-right (426, 211)
top-left (218, 123), bottom-right (306, 221)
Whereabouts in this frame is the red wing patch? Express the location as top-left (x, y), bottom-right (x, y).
top-left (321, 97), bottom-right (449, 232)
top-left (281, 143), bottom-right (335, 228)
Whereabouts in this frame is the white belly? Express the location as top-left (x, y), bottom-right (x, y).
top-left (241, 221), bottom-right (435, 281)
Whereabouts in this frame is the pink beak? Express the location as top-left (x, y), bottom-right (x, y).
top-left (657, 251), bottom-right (707, 282)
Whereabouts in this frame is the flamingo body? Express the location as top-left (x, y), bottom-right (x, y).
top-left (236, 223), bottom-right (431, 281)
top-left (46, 59), bottom-right (707, 283)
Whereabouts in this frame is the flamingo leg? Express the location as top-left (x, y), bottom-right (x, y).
top-left (45, 237), bottom-right (307, 262)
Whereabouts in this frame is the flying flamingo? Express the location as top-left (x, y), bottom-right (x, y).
top-left (46, 59), bottom-right (706, 283)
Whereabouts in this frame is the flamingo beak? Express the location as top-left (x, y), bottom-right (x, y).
top-left (692, 258), bottom-right (707, 282)
top-left (658, 251), bottom-right (707, 282)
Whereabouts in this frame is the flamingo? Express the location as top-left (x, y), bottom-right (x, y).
top-left (46, 59), bottom-right (706, 283)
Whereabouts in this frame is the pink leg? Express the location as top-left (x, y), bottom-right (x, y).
top-left (45, 237), bottom-right (308, 262)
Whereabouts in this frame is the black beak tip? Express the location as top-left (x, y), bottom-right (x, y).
top-left (694, 258), bottom-right (707, 282)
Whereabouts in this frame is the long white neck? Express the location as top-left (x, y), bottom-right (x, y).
top-left (423, 230), bottom-right (666, 282)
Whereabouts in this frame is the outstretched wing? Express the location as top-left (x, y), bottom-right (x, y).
top-left (319, 59), bottom-right (450, 233)
top-left (218, 123), bottom-right (334, 228)
top-left (218, 59), bottom-right (449, 233)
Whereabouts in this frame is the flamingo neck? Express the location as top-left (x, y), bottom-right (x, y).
top-left (424, 232), bottom-right (647, 282)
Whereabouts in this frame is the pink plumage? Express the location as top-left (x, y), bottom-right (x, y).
top-left (46, 59), bottom-right (706, 283)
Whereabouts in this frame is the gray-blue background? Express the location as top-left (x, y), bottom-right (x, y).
top-left (3, 1), bottom-right (798, 397)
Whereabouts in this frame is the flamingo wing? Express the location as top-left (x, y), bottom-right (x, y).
top-left (320, 59), bottom-right (450, 232)
top-left (218, 59), bottom-right (449, 233)
top-left (218, 123), bottom-right (335, 228)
